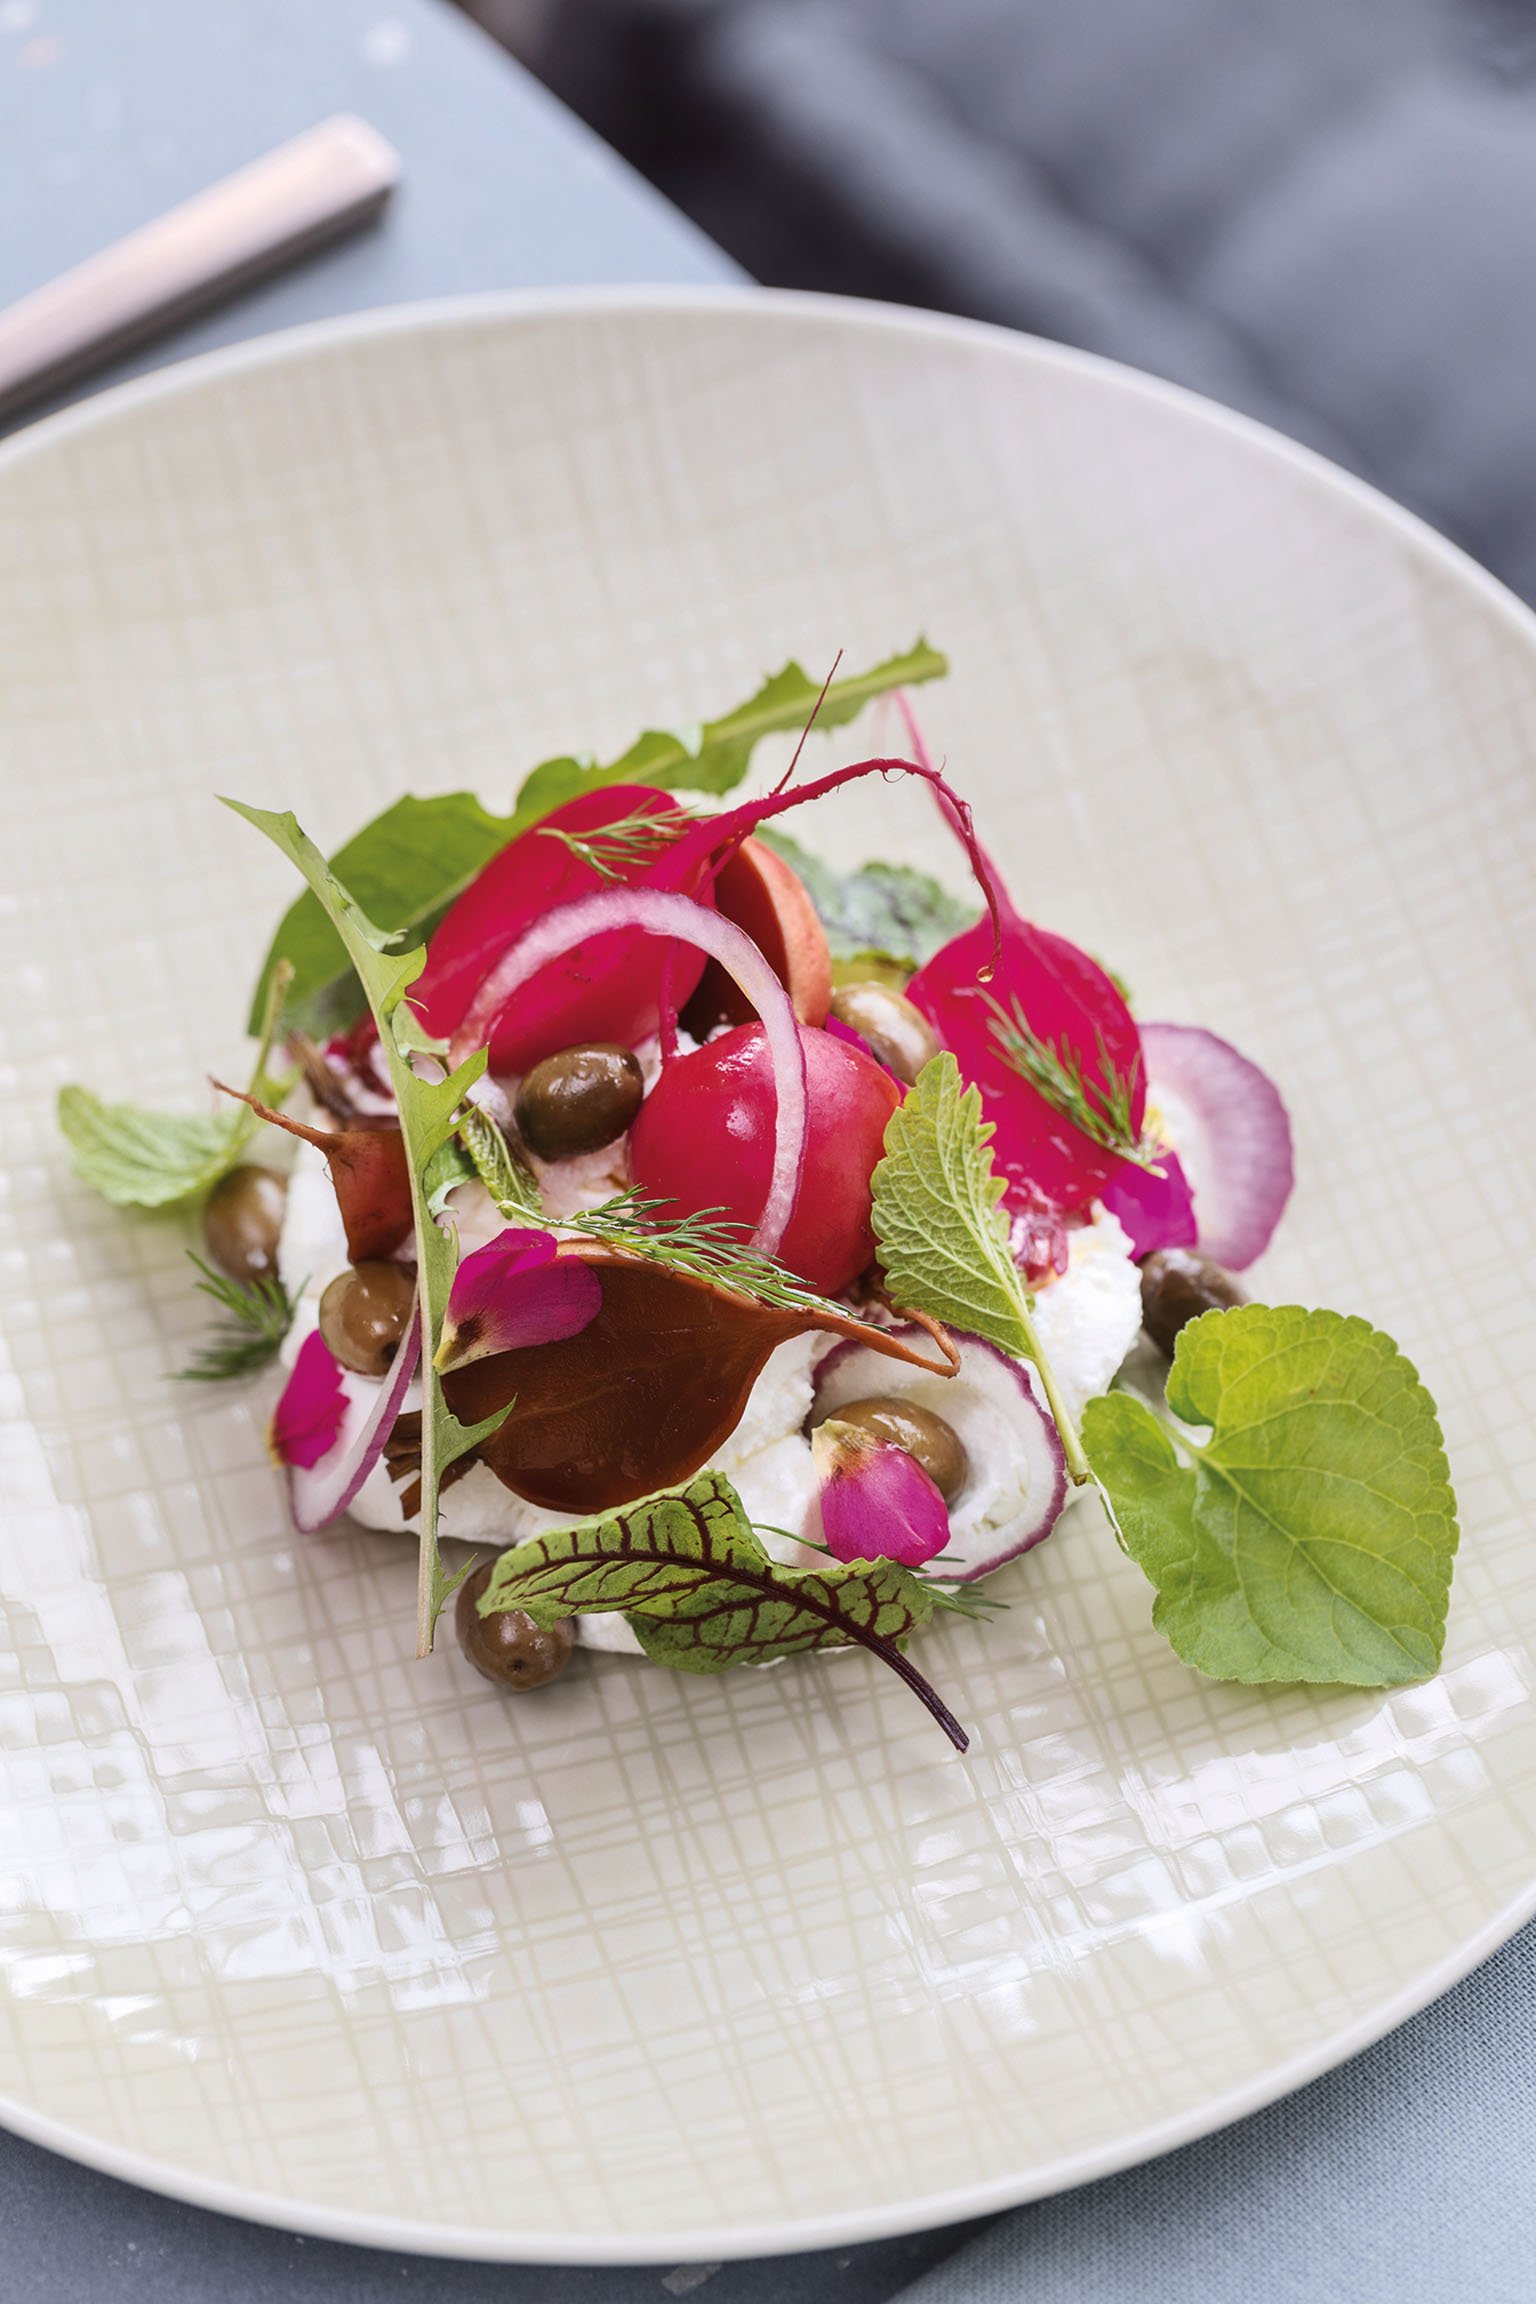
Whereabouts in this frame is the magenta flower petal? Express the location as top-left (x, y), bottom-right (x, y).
top-left (271, 1330), bottom-right (349, 1470)
top-left (1101, 1147), bottom-right (1199, 1259)
top-left (435, 1227), bottom-right (602, 1372)
top-left (812, 1422), bottom-right (952, 1568)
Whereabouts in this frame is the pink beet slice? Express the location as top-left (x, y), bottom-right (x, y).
top-left (409, 785), bottom-right (712, 1074)
top-left (907, 916), bottom-right (1146, 1214)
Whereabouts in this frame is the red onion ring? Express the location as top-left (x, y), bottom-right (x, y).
top-left (449, 890), bottom-right (809, 1258)
top-left (287, 1312), bottom-right (422, 1535)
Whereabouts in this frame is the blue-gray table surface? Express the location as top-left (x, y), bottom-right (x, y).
top-left (3, 3), bottom-right (1532, 2299)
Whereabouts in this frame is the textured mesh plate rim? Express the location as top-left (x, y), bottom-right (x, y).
top-left (2, 285), bottom-right (1534, 2265)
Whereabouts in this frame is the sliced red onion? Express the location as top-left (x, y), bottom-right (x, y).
top-left (271, 1331), bottom-right (348, 1470)
top-left (1141, 1023), bottom-right (1294, 1271)
top-left (285, 1313), bottom-right (422, 1535)
top-left (1100, 1147), bottom-right (1199, 1260)
top-left (450, 889), bottom-right (808, 1258)
top-left (811, 1329), bottom-right (1067, 1582)
top-left (810, 1423), bottom-right (951, 1567)
top-left (435, 1227), bottom-right (602, 1373)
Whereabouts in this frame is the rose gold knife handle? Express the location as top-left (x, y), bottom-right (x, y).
top-left (0, 115), bottom-right (402, 422)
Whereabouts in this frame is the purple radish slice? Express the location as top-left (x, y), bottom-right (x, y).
top-left (1140, 1023), bottom-right (1294, 1271)
top-left (285, 1311), bottom-right (422, 1534)
top-left (449, 888), bottom-right (809, 1261)
top-left (811, 1329), bottom-right (1067, 1582)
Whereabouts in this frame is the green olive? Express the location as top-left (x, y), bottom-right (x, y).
top-left (455, 1561), bottom-right (575, 1691)
top-left (826, 982), bottom-right (941, 1086)
top-left (202, 1163), bottom-right (288, 1283)
top-left (513, 1042), bottom-right (645, 1161)
top-left (826, 1394), bottom-right (968, 1503)
top-left (1139, 1249), bottom-right (1246, 1356)
top-left (318, 1259), bottom-right (416, 1378)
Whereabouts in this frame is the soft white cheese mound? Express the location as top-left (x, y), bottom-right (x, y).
top-left (273, 1148), bottom-right (1143, 1654)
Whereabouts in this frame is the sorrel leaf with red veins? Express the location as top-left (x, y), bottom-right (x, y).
top-left (248, 644), bottom-right (948, 1037)
top-left (222, 799), bottom-right (503, 1654)
top-left (476, 1469), bottom-right (967, 1750)
top-left (441, 1237), bottom-right (959, 1517)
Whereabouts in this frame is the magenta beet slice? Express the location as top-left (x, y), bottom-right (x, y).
top-left (908, 916), bottom-right (1146, 1213)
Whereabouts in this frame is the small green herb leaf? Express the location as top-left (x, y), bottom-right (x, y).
top-left (177, 1254), bottom-right (296, 1381)
top-left (455, 1104), bottom-right (544, 1221)
top-left (758, 829), bottom-right (975, 969)
top-left (58, 1091), bottom-right (247, 1209)
top-left (61, 960), bottom-right (294, 1210)
top-left (1082, 1305), bottom-right (1460, 1686)
top-left (478, 1469), bottom-right (967, 1748)
top-left (514, 641), bottom-right (948, 823)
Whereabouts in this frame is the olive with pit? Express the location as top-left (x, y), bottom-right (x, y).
top-left (826, 982), bottom-right (941, 1086)
top-left (202, 1163), bottom-right (288, 1284)
top-left (1139, 1249), bottom-right (1246, 1356)
top-left (318, 1259), bottom-right (417, 1377)
top-left (514, 1042), bottom-right (645, 1161)
top-left (455, 1561), bottom-right (575, 1691)
top-left (827, 1394), bottom-right (968, 1503)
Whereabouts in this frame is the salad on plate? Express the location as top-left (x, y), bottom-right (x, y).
top-left (59, 646), bottom-right (1460, 1749)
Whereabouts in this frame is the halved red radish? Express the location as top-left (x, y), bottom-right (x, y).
top-left (450, 887), bottom-right (811, 1258)
top-left (682, 836), bottom-right (832, 1033)
top-left (629, 1022), bottom-right (901, 1294)
top-left (811, 1330), bottom-right (1067, 1581)
top-left (908, 917), bottom-right (1145, 1214)
top-left (1140, 1023), bottom-right (1294, 1270)
top-left (279, 1314), bottom-right (422, 1534)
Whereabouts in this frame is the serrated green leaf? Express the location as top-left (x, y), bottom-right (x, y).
top-left (57, 1088), bottom-right (247, 1209)
top-left (224, 798), bottom-right (488, 1657)
top-left (247, 644), bottom-right (947, 1037)
top-left (478, 1470), bottom-right (966, 1746)
top-left (1082, 1304), bottom-right (1459, 1687)
top-left (758, 829), bottom-right (975, 969)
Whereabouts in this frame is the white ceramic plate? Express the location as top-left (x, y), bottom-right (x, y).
top-left (1, 290), bottom-right (1534, 2263)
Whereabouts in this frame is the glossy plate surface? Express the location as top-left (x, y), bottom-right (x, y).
top-left (1, 291), bottom-right (1533, 2261)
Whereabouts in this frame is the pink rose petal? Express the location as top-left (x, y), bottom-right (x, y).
top-left (1100, 1147), bottom-right (1199, 1259)
top-left (435, 1227), bottom-right (602, 1373)
top-left (812, 1422), bottom-right (951, 1567)
top-left (271, 1331), bottom-right (349, 1470)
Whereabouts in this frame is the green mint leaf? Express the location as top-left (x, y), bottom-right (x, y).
top-left (1081, 1304), bottom-right (1460, 1687)
top-left (758, 829), bottom-right (976, 970)
top-left (455, 1104), bottom-right (543, 1221)
top-left (871, 1053), bottom-right (1089, 1483)
top-left (248, 645), bottom-right (947, 1038)
top-left (60, 958), bottom-right (293, 1211)
top-left (478, 1469), bottom-right (967, 1748)
top-left (57, 1089), bottom-right (247, 1209)
top-left (514, 641), bottom-right (947, 822)
top-left (224, 798), bottom-right (488, 1657)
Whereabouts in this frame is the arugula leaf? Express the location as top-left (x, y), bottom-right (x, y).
top-left (223, 800), bottom-right (507, 1654)
top-left (477, 1469), bottom-right (967, 1748)
top-left (61, 959), bottom-right (294, 1210)
top-left (758, 828), bottom-right (975, 970)
top-left (247, 643), bottom-right (947, 1036)
top-left (871, 1053), bottom-right (1088, 1481)
top-left (1082, 1305), bottom-right (1459, 1687)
